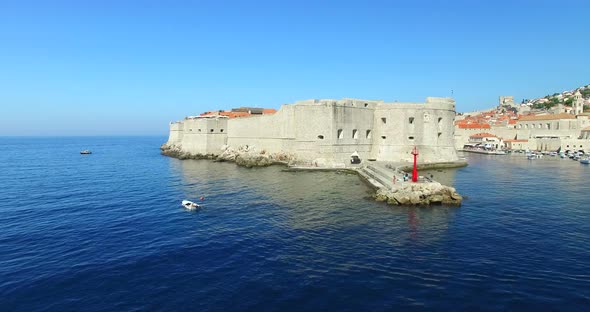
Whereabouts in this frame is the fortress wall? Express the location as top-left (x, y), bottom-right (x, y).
top-left (288, 103), bottom-right (336, 160)
top-left (179, 118), bottom-right (228, 154)
top-left (327, 103), bottom-right (375, 162)
top-left (226, 105), bottom-right (296, 152)
top-left (289, 102), bottom-right (376, 162)
top-left (534, 138), bottom-right (590, 151)
top-left (429, 107), bottom-right (459, 162)
top-left (373, 101), bottom-right (458, 163)
top-left (166, 97), bottom-right (461, 164)
top-left (167, 122), bottom-right (184, 145)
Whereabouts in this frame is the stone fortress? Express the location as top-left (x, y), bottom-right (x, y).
top-left (163, 97), bottom-right (460, 167)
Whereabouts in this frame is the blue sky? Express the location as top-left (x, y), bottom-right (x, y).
top-left (0, 0), bottom-right (588, 135)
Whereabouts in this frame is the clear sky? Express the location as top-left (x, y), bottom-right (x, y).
top-left (1, 0), bottom-right (588, 136)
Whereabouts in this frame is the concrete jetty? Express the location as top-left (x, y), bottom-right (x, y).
top-left (357, 161), bottom-right (465, 206)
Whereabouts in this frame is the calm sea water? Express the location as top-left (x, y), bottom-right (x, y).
top-left (0, 137), bottom-right (589, 311)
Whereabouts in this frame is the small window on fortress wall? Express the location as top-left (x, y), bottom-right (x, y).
top-left (352, 129), bottom-right (358, 139)
top-left (337, 129), bottom-right (343, 139)
top-left (381, 136), bottom-right (386, 140)
top-left (220, 129), bottom-right (224, 132)
top-left (438, 132), bottom-right (442, 138)
top-left (198, 129), bottom-right (202, 132)
top-left (438, 117), bottom-right (442, 124)
top-left (409, 117), bottom-right (415, 124)
top-left (408, 136), bottom-right (415, 140)
top-left (318, 135), bottom-right (324, 139)
top-left (381, 117), bottom-right (386, 124)
top-left (364, 103), bottom-right (368, 108)
top-left (366, 130), bottom-right (372, 139)
top-left (210, 129), bottom-right (214, 132)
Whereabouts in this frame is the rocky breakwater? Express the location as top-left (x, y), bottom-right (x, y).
top-left (161, 144), bottom-right (296, 168)
top-left (216, 145), bottom-right (296, 168)
top-left (373, 182), bottom-right (463, 206)
top-left (160, 144), bottom-right (217, 160)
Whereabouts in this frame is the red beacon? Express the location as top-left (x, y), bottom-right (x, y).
top-left (411, 146), bottom-right (419, 182)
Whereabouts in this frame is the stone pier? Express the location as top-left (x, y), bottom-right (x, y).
top-left (357, 161), bottom-right (465, 206)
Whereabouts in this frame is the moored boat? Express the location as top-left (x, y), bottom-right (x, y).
top-left (80, 150), bottom-right (92, 155)
top-left (182, 200), bottom-right (200, 209)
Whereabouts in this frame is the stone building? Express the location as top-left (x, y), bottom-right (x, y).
top-left (574, 90), bottom-right (584, 115)
top-left (165, 97), bottom-right (460, 166)
top-left (468, 132), bottom-right (503, 150)
top-left (499, 96), bottom-right (515, 108)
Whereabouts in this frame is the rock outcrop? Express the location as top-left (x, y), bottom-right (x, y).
top-left (161, 144), bottom-right (296, 168)
top-left (373, 182), bottom-right (462, 206)
top-left (160, 144), bottom-right (216, 160)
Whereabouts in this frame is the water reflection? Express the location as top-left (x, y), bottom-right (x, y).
top-left (169, 158), bottom-right (458, 246)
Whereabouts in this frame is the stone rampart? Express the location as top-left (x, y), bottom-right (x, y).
top-left (163, 97), bottom-right (460, 166)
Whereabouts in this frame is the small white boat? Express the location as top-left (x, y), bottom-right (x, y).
top-left (182, 200), bottom-right (200, 209)
top-left (580, 158), bottom-right (590, 165)
top-left (80, 150), bottom-right (92, 155)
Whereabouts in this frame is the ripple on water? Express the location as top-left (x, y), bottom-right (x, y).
top-left (0, 140), bottom-right (590, 310)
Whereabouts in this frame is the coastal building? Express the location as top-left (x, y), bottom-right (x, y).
top-left (467, 132), bottom-right (503, 150)
top-left (503, 139), bottom-right (530, 151)
top-left (165, 97), bottom-right (460, 166)
top-left (454, 108), bottom-right (590, 152)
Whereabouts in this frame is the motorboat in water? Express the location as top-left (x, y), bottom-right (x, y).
top-left (182, 200), bottom-right (200, 209)
top-left (580, 158), bottom-right (590, 165)
top-left (80, 150), bottom-right (92, 155)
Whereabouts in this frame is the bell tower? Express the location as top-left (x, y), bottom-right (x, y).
top-left (573, 90), bottom-right (583, 115)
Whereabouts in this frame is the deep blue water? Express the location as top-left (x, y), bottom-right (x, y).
top-left (1, 137), bottom-right (589, 311)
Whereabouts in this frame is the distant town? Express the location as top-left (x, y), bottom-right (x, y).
top-left (455, 84), bottom-right (590, 154)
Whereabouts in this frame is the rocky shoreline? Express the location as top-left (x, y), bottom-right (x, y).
top-left (161, 143), bottom-right (296, 168)
top-left (372, 182), bottom-right (463, 206)
top-left (161, 143), bottom-right (464, 206)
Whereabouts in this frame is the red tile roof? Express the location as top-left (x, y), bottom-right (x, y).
top-left (504, 139), bottom-right (528, 142)
top-left (470, 132), bottom-right (498, 138)
top-left (519, 113), bottom-right (576, 121)
top-left (458, 123), bottom-right (491, 129)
